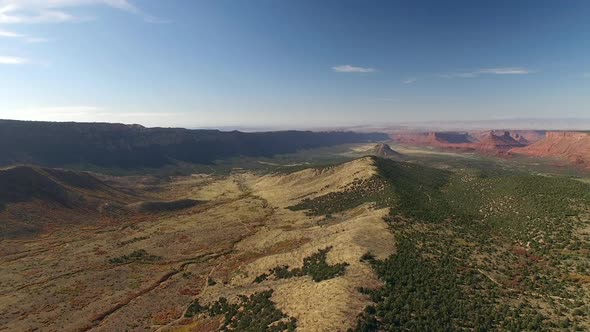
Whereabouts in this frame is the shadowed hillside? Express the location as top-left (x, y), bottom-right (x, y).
top-left (0, 166), bottom-right (134, 238)
top-left (0, 120), bottom-right (388, 168)
top-left (0, 166), bottom-right (112, 209)
top-left (0, 165), bottom-right (212, 239)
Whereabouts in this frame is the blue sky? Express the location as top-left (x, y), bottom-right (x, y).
top-left (0, 0), bottom-right (588, 128)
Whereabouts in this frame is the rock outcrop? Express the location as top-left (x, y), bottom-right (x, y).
top-left (369, 143), bottom-right (402, 157)
top-left (392, 132), bottom-right (475, 149)
top-left (512, 131), bottom-right (590, 168)
top-left (393, 130), bottom-right (540, 155)
top-left (477, 131), bottom-right (526, 153)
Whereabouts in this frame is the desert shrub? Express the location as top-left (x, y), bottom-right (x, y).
top-left (360, 252), bottom-right (375, 263)
top-left (117, 236), bottom-right (149, 246)
top-left (108, 249), bottom-right (161, 264)
top-left (184, 290), bottom-right (297, 331)
top-left (254, 273), bottom-right (269, 283)
top-left (253, 246), bottom-right (348, 283)
top-left (301, 246), bottom-right (349, 282)
top-left (185, 299), bottom-right (207, 318)
top-left (288, 177), bottom-right (387, 215)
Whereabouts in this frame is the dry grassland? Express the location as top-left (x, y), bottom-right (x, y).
top-left (0, 157), bottom-right (394, 332)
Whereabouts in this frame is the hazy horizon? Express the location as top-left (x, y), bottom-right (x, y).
top-left (3, 116), bottom-right (590, 132)
top-left (1, 1), bottom-right (589, 128)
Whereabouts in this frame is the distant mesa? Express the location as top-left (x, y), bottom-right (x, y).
top-left (476, 131), bottom-right (526, 153)
top-left (512, 133), bottom-right (530, 145)
top-left (392, 128), bottom-right (590, 168)
top-left (430, 132), bottom-right (473, 144)
top-left (392, 130), bottom-right (543, 155)
top-left (512, 131), bottom-right (590, 168)
top-left (369, 143), bottom-right (402, 158)
top-left (0, 119), bottom-right (388, 169)
top-left (392, 131), bottom-right (475, 148)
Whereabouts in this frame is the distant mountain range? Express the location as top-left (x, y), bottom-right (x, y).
top-left (0, 120), bottom-right (387, 168)
top-left (392, 129), bottom-right (590, 169)
top-left (391, 130), bottom-right (538, 153)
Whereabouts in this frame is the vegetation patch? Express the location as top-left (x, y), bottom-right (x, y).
top-left (254, 246), bottom-right (349, 283)
top-left (184, 290), bottom-right (297, 332)
top-left (286, 158), bottom-right (590, 329)
top-left (287, 157), bottom-right (452, 219)
top-left (117, 236), bottom-right (149, 246)
top-left (352, 232), bottom-right (546, 331)
top-left (108, 249), bottom-right (162, 264)
top-left (132, 199), bottom-right (200, 213)
top-left (346, 157), bottom-right (590, 331)
top-left (288, 177), bottom-right (387, 215)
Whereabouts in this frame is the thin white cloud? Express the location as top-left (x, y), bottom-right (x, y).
top-left (0, 55), bottom-right (29, 64)
top-left (0, 0), bottom-right (163, 24)
top-left (440, 72), bottom-right (477, 78)
top-left (441, 67), bottom-right (533, 78)
top-left (402, 78), bottom-right (416, 84)
top-left (0, 28), bottom-right (47, 42)
top-left (0, 7), bottom-right (76, 24)
top-left (332, 65), bottom-right (376, 73)
top-left (478, 67), bottom-right (531, 75)
top-left (0, 28), bottom-right (23, 37)
top-left (583, 73), bottom-right (590, 78)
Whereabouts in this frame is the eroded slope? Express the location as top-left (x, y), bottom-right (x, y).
top-left (0, 157), bottom-right (394, 332)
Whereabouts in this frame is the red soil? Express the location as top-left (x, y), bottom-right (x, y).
top-left (511, 131), bottom-right (590, 168)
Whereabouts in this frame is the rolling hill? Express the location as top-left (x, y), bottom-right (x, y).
top-left (0, 166), bottom-right (131, 238)
top-left (368, 143), bottom-right (402, 157)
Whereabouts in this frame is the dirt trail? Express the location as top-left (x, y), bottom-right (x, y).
top-left (84, 250), bottom-right (230, 332)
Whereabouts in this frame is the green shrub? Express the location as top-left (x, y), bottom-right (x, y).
top-left (254, 246), bottom-right (349, 283)
top-left (184, 290), bottom-right (297, 331)
top-left (108, 249), bottom-right (161, 264)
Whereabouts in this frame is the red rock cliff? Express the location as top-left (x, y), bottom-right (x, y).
top-left (512, 131), bottom-right (590, 167)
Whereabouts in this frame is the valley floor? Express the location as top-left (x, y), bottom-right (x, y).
top-left (0, 158), bottom-right (393, 332)
top-left (1, 146), bottom-right (590, 331)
